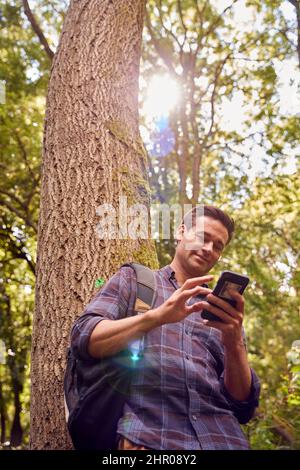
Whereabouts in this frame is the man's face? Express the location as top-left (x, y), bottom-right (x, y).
top-left (175, 216), bottom-right (229, 276)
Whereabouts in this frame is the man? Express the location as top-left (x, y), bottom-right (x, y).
top-left (71, 205), bottom-right (260, 450)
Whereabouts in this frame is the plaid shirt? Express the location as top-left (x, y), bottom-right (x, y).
top-left (71, 264), bottom-right (260, 450)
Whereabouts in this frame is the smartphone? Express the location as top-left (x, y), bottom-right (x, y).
top-left (201, 271), bottom-right (250, 322)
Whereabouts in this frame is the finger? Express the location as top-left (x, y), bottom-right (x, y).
top-left (206, 294), bottom-right (237, 318)
top-left (180, 275), bottom-right (214, 291)
top-left (202, 319), bottom-right (226, 331)
top-left (181, 285), bottom-right (212, 300)
top-left (198, 301), bottom-right (234, 323)
top-left (186, 301), bottom-right (205, 314)
top-left (227, 289), bottom-right (244, 313)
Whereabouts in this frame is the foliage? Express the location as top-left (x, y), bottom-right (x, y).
top-left (0, 0), bottom-right (56, 446)
top-left (141, 0), bottom-right (299, 207)
top-left (213, 172), bottom-right (300, 449)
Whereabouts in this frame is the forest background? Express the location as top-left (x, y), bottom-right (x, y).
top-left (0, 0), bottom-right (299, 450)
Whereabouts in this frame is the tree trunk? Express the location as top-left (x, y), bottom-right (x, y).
top-left (178, 102), bottom-right (189, 207)
top-left (30, 0), bottom-right (157, 449)
top-left (10, 375), bottom-right (23, 447)
top-left (2, 292), bottom-right (25, 448)
top-left (0, 381), bottom-right (7, 444)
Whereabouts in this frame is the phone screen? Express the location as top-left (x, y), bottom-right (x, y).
top-left (218, 281), bottom-right (242, 300)
top-left (201, 271), bottom-right (249, 322)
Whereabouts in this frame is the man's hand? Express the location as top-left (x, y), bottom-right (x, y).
top-left (199, 289), bottom-right (245, 350)
top-left (150, 275), bottom-right (214, 327)
top-left (198, 290), bottom-right (253, 401)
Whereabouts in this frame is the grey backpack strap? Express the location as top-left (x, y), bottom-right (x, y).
top-left (121, 262), bottom-right (157, 314)
top-left (120, 262), bottom-right (157, 359)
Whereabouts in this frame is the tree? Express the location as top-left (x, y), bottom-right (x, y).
top-left (0, 231), bottom-right (33, 447)
top-left (30, 0), bottom-right (157, 449)
top-left (141, 0), bottom-right (298, 208)
top-left (287, 0), bottom-right (300, 69)
top-left (1, 0), bottom-right (299, 450)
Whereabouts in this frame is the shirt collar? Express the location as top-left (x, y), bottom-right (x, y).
top-left (160, 264), bottom-right (209, 292)
top-left (160, 265), bottom-right (179, 288)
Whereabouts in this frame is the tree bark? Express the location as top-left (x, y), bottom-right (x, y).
top-left (0, 381), bottom-right (7, 444)
top-left (178, 100), bottom-right (189, 207)
top-left (1, 292), bottom-right (26, 448)
top-left (9, 373), bottom-right (23, 447)
top-left (30, 0), bottom-right (157, 449)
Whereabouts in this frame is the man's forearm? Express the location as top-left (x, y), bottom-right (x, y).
top-left (223, 343), bottom-right (252, 401)
top-left (88, 309), bottom-right (160, 359)
top-left (87, 277), bottom-right (213, 359)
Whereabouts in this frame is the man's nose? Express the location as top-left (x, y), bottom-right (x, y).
top-left (202, 241), bottom-right (214, 253)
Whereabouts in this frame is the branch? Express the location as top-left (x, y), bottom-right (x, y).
top-left (294, 0), bottom-right (300, 69)
top-left (51, 0), bottom-right (68, 17)
top-left (194, 0), bottom-right (238, 65)
top-left (273, 228), bottom-right (299, 257)
top-left (287, 0), bottom-right (297, 8)
top-left (169, 113), bottom-right (181, 176)
top-left (189, 74), bottom-right (204, 203)
top-left (231, 56), bottom-right (269, 62)
top-left (25, 180), bottom-right (40, 211)
top-left (178, 100), bottom-right (190, 205)
top-left (223, 144), bottom-right (249, 159)
top-left (158, 0), bottom-right (183, 51)
top-left (0, 185), bottom-right (40, 227)
top-left (0, 229), bottom-right (36, 275)
top-left (22, 0), bottom-right (54, 61)
top-left (202, 53), bottom-right (232, 146)
top-left (253, 220), bottom-right (299, 258)
top-left (204, 132), bottom-right (262, 150)
top-left (0, 189), bottom-right (27, 211)
top-left (191, 1), bottom-right (210, 60)
top-left (204, 0), bottom-right (239, 43)
top-left (145, 9), bottom-right (178, 78)
top-left (177, 0), bottom-right (188, 44)
top-left (12, 129), bottom-right (40, 185)
top-left (193, 0), bottom-right (208, 30)
top-left (237, 31), bottom-right (272, 56)
top-left (157, 0), bottom-right (187, 69)
top-left (0, 196), bottom-right (38, 233)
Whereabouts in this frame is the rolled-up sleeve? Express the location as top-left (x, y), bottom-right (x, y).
top-left (219, 368), bottom-right (260, 424)
top-left (70, 266), bottom-right (136, 360)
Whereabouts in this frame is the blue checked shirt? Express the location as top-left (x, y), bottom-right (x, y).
top-left (71, 264), bottom-right (260, 450)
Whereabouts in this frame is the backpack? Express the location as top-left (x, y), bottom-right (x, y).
top-left (63, 262), bottom-right (157, 450)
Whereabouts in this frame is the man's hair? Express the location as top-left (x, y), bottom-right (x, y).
top-left (182, 205), bottom-right (235, 245)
